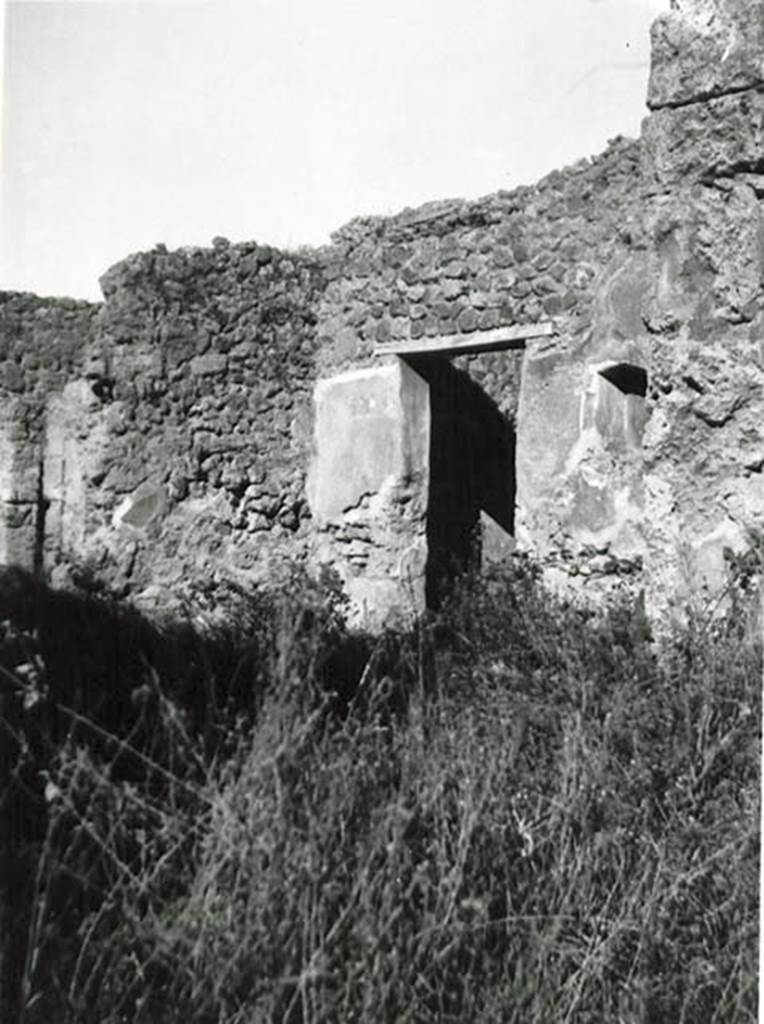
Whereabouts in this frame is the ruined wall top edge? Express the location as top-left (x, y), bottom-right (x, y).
top-left (74, 134), bottom-right (638, 313)
top-left (328, 136), bottom-right (640, 251)
top-left (0, 290), bottom-right (100, 312)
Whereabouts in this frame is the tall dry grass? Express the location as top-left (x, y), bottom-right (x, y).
top-left (0, 557), bottom-right (760, 1023)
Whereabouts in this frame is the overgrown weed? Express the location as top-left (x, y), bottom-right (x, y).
top-left (0, 558), bottom-right (759, 1022)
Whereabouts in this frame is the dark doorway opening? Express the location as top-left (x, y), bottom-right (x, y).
top-left (406, 356), bottom-right (516, 608)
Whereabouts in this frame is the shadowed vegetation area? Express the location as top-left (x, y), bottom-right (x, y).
top-left (0, 557), bottom-right (760, 1023)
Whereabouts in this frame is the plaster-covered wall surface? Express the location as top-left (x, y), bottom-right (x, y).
top-left (307, 361), bottom-right (430, 628)
top-left (0, 293), bottom-right (99, 572)
top-left (1, 0), bottom-right (762, 626)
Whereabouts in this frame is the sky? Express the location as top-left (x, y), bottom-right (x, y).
top-left (0, 0), bottom-right (669, 301)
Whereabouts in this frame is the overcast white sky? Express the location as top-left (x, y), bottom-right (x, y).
top-left (0, 0), bottom-right (669, 301)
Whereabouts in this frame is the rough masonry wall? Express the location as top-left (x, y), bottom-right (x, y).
top-left (45, 241), bottom-right (325, 600)
top-left (15, 136), bottom-right (645, 611)
top-left (317, 137), bottom-right (643, 421)
top-left (0, 292), bottom-right (98, 400)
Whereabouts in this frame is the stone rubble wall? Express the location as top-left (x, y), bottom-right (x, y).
top-left (59, 240), bottom-right (327, 599)
top-left (0, 291), bottom-right (99, 401)
top-left (317, 136), bottom-right (644, 422)
top-left (0, 247), bottom-right (327, 604)
top-left (0, 139), bottom-right (647, 610)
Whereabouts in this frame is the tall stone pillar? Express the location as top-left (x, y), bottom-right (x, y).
top-left (639, 0), bottom-right (764, 620)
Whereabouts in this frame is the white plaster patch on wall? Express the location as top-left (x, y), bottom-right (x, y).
top-left (685, 516), bottom-right (750, 597)
top-left (572, 479), bottom-right (646, 553)
top-left (44, 391), bottom-right (86, 557)
top-left (307, 362), bottom-right (420, 524)
top-left (307, 358), bottom-right (430, 625)
top-left (112, 482), bottom-right (169, 531)
top-left (562, 424), bottom-right (601, 480)
top-left (43, 380), bottom-right (112, 565)
top-left (397, 539), bottom-right (428, 587)
top-left (0, 418), bottom-right (16, 504)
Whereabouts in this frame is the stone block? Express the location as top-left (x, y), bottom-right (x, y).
top-left (639, 184), bottom-right (764, 332)
top-left (2, 361), bottom-right (24, 392)
top-left (648, 0), bottom-right (764, 110)
top-left (642, 88), bottom-right (764, 186)
top-left (457, 308), bottom-right (479, 333)
top-left (190, 352), bottom-right (228, 376)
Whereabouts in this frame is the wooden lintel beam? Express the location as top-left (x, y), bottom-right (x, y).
top-left (373, 322), bottom-right (554, 358)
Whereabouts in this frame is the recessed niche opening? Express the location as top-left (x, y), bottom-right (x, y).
top-left (594, 362), bottom-right (648, 450)
top-left (598, 362), bottom-right (647, 398)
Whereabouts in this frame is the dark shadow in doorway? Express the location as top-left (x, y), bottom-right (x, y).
top-left (406, 356), bottom-right (515, 608)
